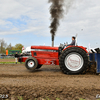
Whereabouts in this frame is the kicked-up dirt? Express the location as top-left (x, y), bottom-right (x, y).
top-left (0, 64), bottom-right (100, 100)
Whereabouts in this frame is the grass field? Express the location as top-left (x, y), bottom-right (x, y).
top-left (0, 58), bottom-right (24, 64)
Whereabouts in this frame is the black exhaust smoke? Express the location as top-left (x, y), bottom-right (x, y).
top-left (48, 0), bottom-right (64, 47)
top-left (48, 0), bottom-right (74, 47)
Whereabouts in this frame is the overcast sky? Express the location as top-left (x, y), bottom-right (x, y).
top-left (0, 0), bottom-right (100, 48)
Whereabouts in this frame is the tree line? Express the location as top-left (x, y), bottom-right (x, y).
top-left (0, 39), bottom-right (24, 54)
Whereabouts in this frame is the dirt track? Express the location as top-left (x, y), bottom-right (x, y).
top-left (0, 64), bottom-right (100, 100)
top-left (0, 59), bottom-right (15, 62)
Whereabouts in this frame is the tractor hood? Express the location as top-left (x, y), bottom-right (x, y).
top-left (31, 46), bottom-right (58, 51)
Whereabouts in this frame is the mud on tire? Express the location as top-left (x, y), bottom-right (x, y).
top-left (59, 47), bottom-right (88, 74)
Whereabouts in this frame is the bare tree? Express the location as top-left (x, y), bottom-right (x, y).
top-left (0, 39), bottom-right (7, 54)
top-left (6, 43), bottom-right (12, 50)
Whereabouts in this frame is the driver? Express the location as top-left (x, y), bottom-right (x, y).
top-left (66, 36), bottom-right (76, 46)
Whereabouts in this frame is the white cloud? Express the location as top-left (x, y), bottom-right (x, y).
top-left (56, 0), bottom-right (100, 37)
top-left (0, 0), bottom-right (100, 47)
top-left (0, 27), bottom-right (19, 35)
top-left (0, 0), bottom-right (50, 35)
top-left (0, 0), bottom-right (28, 19)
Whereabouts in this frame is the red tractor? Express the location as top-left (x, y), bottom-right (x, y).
top-left (18, 44), bottom-right (88, 74)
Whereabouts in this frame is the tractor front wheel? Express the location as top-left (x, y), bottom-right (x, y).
top-left (59, 47), bottom-right (88, 74)
top-left (25, 57), bottom-right (38, 71)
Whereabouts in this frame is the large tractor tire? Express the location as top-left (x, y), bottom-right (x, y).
top-left (36, 64), bottom-right (42, 69)
top-left (59, 47), bottom-right (88, 74)
top-left (25, 57), bottom-right (38, 71)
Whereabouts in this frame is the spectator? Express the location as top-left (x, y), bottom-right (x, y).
top-left (14, 52), bottom-right (19, 64)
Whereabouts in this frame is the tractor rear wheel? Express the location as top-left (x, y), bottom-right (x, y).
top-left (25, 57), bottom-right (38, 71)
top-left (59, 47), bottom-right (88, 74)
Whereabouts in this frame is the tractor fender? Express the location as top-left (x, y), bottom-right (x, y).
top-left (63, 46), bottom-right (88, 53)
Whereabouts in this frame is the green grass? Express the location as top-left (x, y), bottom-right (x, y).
top-left (0, 62), bottom-right (24, 64)
top-left (56, 98), bottom-right (60, 100)
top-left (17, 96), bottom-right (23, 100)
top-left (80, 98), bottom-right (86, 100)
top-left (0, 58), bottom-right (14, 59)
